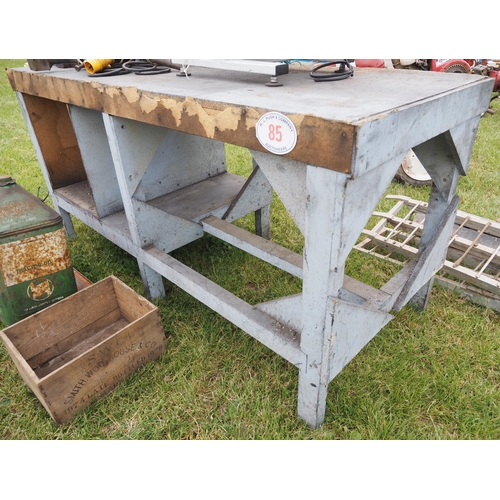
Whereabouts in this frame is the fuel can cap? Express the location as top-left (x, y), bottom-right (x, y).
top-left (0, 176), bottom-right (16, 187)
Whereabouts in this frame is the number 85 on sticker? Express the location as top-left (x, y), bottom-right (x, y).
top-left (256, 112), bottom-right (297, 155)
top-left (268, 124), bottom-right (282, 141)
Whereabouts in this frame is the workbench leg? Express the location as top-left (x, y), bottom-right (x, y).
top-left (410, 135), bottom-right (462, 310)
top-left (408, 277), bottom-right (435, 310)
top-left (103, 114), bottom-right (167, 299)
top-left (138, 262), bottom-right (165, 300)
top-left (102, 115), bottom-right (230, 299)
top-left (252, 159), bottom-right (271, 239)
top-left (408, 182), bottom-right (458, 310)
top-left (297, 158), bottom-right (403, 428)
top-left (255, 205), bottom-right (271, 239)
top-left (298, 166), bottom-right (348, 428)
top-left (59, 207), bottom-right (76, 238)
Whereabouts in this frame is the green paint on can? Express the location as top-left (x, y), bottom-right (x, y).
top-left (0, 176), bottom-right (77, 326)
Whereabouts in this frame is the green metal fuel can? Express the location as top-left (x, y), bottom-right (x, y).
top-left (0, 176), bottom-right (77, 326)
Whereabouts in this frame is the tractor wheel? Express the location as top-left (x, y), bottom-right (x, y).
top-left (395, 150), bottom-right (432, 187)
top-left (394, 63), bottom-right (468, 186)
top-left (444, 64), bottom-right (469, 73)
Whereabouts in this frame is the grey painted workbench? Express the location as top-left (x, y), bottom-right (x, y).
top-left (7, 64), bottom-right (493, 428)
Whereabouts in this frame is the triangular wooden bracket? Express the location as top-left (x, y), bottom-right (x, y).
top-left (337, 153), bottom-right (406, 263)
top-left (103, 115), bottom-right (168, 197)
top-left (251, 149), bottom-right (405, 250)
top-left (131, 199), bottom-right (203, 253)
top-left (413, 134), bottom-right (460, 203)
top-left (104, 116), bottom-right (227, 202)
top-left (250, 150), bottom-right (307, 235)
top-left (327, 298), bottom-right (393, 382)
top-left (222, 166), bottom-right (273, 222)
top-left (446, 116), bottom-right (483, 175)
top-left (68, 105), bottom-right (124, 218)
top-left (255, 294), bottom-right (302, 333)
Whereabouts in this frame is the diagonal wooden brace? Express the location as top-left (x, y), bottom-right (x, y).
top-left (392, 194), bottom-right (460, 311)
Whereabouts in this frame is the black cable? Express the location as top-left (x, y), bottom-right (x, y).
top-left (122, 60), bottom-right (172, 75)
top-left (87, 59), bottom-right (172, 77)
top-left (309, 60), bottom-right (354, 82)
top-left (87, 62), bottom-right (131, 77)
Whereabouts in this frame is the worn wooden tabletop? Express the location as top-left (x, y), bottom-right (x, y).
top-left (7, 65), bottom-right (493, 174)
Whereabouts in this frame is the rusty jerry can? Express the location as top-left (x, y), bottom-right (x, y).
top-left (0, 176), bottom-right (77, 326)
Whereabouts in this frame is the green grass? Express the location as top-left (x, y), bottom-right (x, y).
top-left (1, 59), bottom-right (499, 440)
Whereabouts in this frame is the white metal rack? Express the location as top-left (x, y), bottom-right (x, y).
top-left (356, 195), bottom-right (500, 312)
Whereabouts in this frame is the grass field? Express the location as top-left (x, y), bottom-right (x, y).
top-left (0, 59), bottom-right (499, 441)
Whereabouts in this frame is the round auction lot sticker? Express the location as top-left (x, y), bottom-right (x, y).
top-left (256, 112), bottom-right (297, 155)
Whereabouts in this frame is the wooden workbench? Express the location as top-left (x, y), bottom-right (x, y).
top-left (7, 64), bottom-right (493, 428)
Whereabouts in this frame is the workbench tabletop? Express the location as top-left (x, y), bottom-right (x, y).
top-left (7, 65), bottom-right (493, 174)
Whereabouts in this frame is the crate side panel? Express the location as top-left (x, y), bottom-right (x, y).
top-left (0, 331), bottom-right (50, 414)
top-left (38, 309), bottom-right (166, 424)
top-left (112, 276), bottom-right (157, 323)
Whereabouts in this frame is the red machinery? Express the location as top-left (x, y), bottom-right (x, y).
top-left (356, 58), bottom-right (499, 91)
top-left (390, 58), bottom-right (474, 72)
top-left (355, 59), bottom-right (499, 185)
top-left (393, 59), bottom-right (499, 91)
top-left (470, 60), bottom-right (500, 92)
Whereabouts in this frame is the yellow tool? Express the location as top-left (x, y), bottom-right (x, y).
top-left (84, 59), bottom-right (115, 74)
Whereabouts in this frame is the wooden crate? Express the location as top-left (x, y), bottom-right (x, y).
top-left (73, 268), bottom-right (93, 291)
top-left (0, 275), bottom-right (166, 424)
